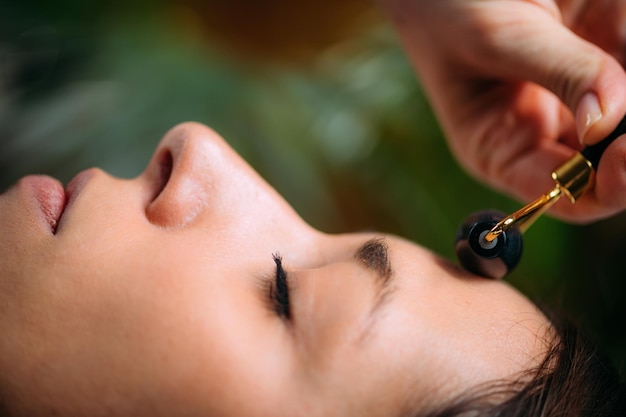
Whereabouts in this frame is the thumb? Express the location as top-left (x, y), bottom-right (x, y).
top-left (477, 4), bottom-right (626, 146)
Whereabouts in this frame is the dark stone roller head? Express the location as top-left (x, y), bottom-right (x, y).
top-left (455, 210), bottom-right (523, 279)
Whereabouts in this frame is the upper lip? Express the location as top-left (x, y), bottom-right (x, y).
top-left (56, 169), bottom-right (96, 232)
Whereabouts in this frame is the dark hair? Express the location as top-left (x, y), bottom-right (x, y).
top-left (419, 310), bottom-right (626, 417)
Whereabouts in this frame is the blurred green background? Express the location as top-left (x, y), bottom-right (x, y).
top-left (2, 0), bottom-right (625, 373)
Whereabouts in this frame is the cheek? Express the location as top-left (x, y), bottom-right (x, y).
top-left (6, 257), bottom-right (297, 416)
top-left (139, 272), bottom-right (300, 416)
top-left (0, 219), bottom-right (305, 417)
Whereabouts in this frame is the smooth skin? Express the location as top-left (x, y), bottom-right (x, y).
top-left (378, 0), bottom-right (626, 222)
top-left (0, 123), bottom-right (552, 416)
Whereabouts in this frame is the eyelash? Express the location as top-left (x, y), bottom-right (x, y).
top-left (270, 253), bottom-right (291, 319)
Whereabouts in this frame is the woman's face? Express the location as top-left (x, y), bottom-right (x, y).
top-left (0, 123), bottom-right (551, 417)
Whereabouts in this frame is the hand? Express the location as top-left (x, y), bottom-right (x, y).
top-left (379, 0), bottom-right (626, 222)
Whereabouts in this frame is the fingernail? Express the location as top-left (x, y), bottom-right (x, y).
top-left (576, 92), bottom-right (603, 145)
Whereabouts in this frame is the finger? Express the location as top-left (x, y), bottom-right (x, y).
top-left (460, 84), bottom-right (626, 222)
top-left (493, 136), bottom-right (626, 223)
top-left (468, 2), bottom-right (626, 147)
top-left (578, 134), bottom-right (626, 220)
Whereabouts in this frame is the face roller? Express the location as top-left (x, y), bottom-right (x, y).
top-left (455, 114), bottom-right (626, 280)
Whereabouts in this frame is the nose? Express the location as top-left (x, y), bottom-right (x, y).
top-left (144, 122), bottom-right (310, 237)
top-left (144, 123), bottom-right (219, 227)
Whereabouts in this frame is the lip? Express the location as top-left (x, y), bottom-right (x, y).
top-left (21, 169), bottom-right (96, 234)
top-left (20, 175), bottom-right (66, 233)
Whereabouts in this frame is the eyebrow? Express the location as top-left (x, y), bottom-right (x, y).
top-left (353, 237), bottom-right (397, 340)
top-left (354, 237), bottom-right (393, 284)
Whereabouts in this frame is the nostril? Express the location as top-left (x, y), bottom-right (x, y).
top-left (152, 150), bottom-right (173, 202)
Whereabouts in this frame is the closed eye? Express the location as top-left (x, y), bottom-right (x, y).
top-left (270, 253), bottom-right (291, 319)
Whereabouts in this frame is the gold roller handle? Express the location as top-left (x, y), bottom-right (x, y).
top-left (483, 153), bottom-right (594, 243)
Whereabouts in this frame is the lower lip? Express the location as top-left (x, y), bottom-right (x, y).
top-left (21, 175), bottom-right (66, 232)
